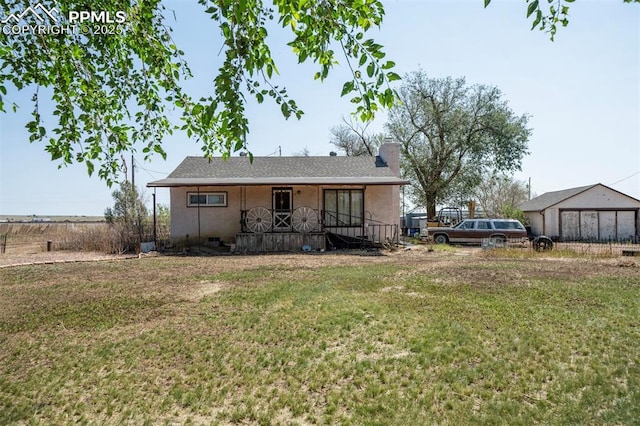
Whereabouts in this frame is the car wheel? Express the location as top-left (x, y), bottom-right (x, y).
top-left (533, 236), bottom-right (553, 252)
top-left (434, 234), bottom-right (448, 244)
top-left (490, 236), bottom-right (507, 247)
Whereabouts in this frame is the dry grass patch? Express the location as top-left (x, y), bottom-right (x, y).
top-left (1, 249), bottom-right (639, 424)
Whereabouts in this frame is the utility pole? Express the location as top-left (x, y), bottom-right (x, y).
top-left (528, 177), bottom-right (531, 200)
top-left (132, 154), bottom-right (140, 253)
top-left (121, 155), bottom-right (128, 182)
top-left (153, 191), bottom-right (157, 248)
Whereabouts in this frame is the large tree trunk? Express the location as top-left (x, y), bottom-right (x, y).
top-left (426, 199), bottom-right (437, 220)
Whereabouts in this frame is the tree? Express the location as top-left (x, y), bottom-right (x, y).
top-left (104, 181), bottom-right (148, 252)
top-left (156, 203), bottom-right (171, 241)
top-left (473, 173), bottom-right (529, 218)
top-left (1, 1), bottom-right (637, 185)
top-left (329, 118), bottom-right (383, 156)
top-left (386, 71), bottom-right (530, 219)
top-left (0, 0), bottom-right (398, 185)
top-left (104, 181), bottom-right (148, 226)
top-left (292, 146), bottom-right (311, 156)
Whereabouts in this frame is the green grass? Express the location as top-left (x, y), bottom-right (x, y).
top-left (1, 254), bottom-right (639, 424)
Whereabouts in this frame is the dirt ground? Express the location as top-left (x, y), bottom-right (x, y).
top-left (1, 245), bottom-right (638, 279)
top-left (0, 246), bottom-right (422, 269)
top-left (0, 250), bottom-right (137, 269)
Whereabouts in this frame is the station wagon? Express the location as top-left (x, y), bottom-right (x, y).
top-left (429, 218), bottom-right (528, 246)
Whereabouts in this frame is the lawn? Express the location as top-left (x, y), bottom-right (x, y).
top-left (1, 248), bottom-right (639, 425)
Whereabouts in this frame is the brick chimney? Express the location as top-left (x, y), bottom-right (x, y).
top-left (378, 139), bottom-right (400, 177)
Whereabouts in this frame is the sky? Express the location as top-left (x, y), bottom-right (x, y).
top-left (1, 0), bottom-right (639, 216)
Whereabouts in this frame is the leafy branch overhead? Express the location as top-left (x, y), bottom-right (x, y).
top-left (484, 0), bottom-right (640, 40)
top-left (0, 0), bottom-right (398, 185)
top-left (1, 0), bottom-right (188, 184)
top-left (191, 0), bottom-right (400, 160)
top-left (1, 0), bottom-right (637, 185)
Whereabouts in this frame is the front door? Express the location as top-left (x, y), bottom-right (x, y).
top-left (272, 188), bottom-right (292, 231)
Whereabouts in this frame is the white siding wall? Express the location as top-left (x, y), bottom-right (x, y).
top-left (524, 212), bottom-right (544, 236)
top-left (544, 207), bottom-right (561, 237)
top-left (554, 186), bottom-right (640, 210)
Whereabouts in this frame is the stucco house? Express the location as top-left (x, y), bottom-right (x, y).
top-left (519, 183), bottom-right (640, 242)
top-left (148, 143), bottom-right (408, 252)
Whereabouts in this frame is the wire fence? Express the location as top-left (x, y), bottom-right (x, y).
top-left (552, 241), bottom-right (640, 257)
top-left (413, 232), bottom-right (640, 257)
top-left (477, 238), bottom-right (640, 256)
top-left (0, 221), bottom-right (170, 255)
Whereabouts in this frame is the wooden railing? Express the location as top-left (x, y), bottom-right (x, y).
top-left (239, 208), bottom-right (399, 248)
top-left (322, 210), bottom-right (399, 249)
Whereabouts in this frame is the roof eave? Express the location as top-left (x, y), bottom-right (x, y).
top-left (147, 178), bottom-right (410, 187)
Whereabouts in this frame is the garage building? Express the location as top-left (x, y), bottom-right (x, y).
top-left (520, 183), bottom-right (640, 242)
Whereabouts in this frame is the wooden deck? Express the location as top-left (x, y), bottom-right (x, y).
top-left (235, 232), bottom-right (326, 253)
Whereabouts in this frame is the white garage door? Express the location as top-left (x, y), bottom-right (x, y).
top-left (618, 211), bottom-right (636, 240)
top-left (580, 211), bottom-right (599, 240)
top-left (599, 211), bottom-right (616, 240)
top-left (561, 210), bottom-right (637, 241)
top-left (560, 211), bottom-right (580, 240)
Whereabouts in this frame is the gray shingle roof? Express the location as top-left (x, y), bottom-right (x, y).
top-left (519, 184), bottom-right (597, 211)
top-left (148, 156), bottom-right (408, 187)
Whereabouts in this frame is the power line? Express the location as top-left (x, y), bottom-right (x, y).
top-left (265, 147), bottom-right (281, 157)
top-left (137, 164), bottom-right (169, 175)
top-left (131, 157), bottom-right (169, 180)
top-left (609, 170), bottom-right (640, 186)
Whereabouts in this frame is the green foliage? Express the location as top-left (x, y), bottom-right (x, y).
top-left (500, 204), bottom-right (529, 225)
top-left (156, 203), bottom-right (170, 225)
top-left (0, 0), bottom-right (397, 184)
top-left (484, 0), bottom-right (640, 40)
top-left (156, 202), bottom-right (170, 240)
top-left (473, 173), bottom-right (530, 218)
top-left (387, 72), bottom-right (530, 218)
top-left (104, 181), bottom-right (148, 227)
top-left (2, 0), bottom-right (637, 185)
top-left (1, 0), bottom-right (184, 185)
top-left (104, 181), bottom-right (148, 252)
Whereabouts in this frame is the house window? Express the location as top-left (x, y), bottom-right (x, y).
top-left (324, 189), bottom-right (363, 226)
top-left (187, 192), bottom-right (227, 207)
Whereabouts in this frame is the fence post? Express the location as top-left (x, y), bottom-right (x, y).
top-left (153, 192), bottom-right (157, 247)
